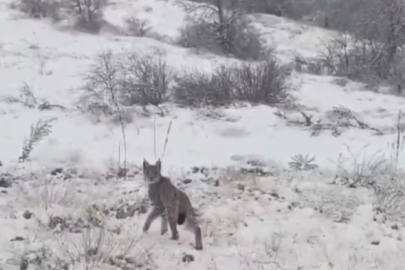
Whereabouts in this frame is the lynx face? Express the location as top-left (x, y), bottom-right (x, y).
top-left (143, 159), bottom-right (162, 184)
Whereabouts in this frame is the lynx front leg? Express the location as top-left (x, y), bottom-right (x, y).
top-left (143, 207), bottom-right (163, 232)
top-left (165, 202), bottom-right (179, 240)
top-left (160, 215), bottom-right (168, 235)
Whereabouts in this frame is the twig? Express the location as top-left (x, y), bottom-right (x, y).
top-left (393, 110), bottom-right (403, 171)
top-left (153, 116), bottom-right (157, 160)
top-left (98, 51), bottom-right (127, 178)
top-left (161, 121), bottom-right (172, 162)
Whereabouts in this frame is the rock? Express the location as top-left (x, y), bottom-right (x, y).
top-left (117, 168), bottom-right (128, 178)
top-left (20, 259), bottom-right (29, 270)
top-left (0, 160), bottom-right (2, 166)
top-left (191, 167), bottom-right (199, 174)
top-left (0, 177), bottom-right (11, 188)
top-left (237, 183), bottom-right (245, 191)
top-left (49, 216), bottom-right (65, 229)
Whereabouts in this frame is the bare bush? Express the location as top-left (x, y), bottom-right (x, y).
top-left (67, 0), bottom-right (108, 33)
top-left (178, 1), bottom-right (265, 60)
top-left (275, 106), bottom-right (380, 137)
top-left (178, 20), bottom-right (219, 51)
top-left (239, 0), bottom-right (284, 16)
top-left (174, 59), bottom-right (288, 107)
top-left (232, 59), bottom-right (287, 103)
top-left (124, 16), bottom-right (151, 37)
top-left (14, 0), bottom-right (62, 20)
top-left (372, 111), bottom-right (405, 223)
top-left (60, 221), bottom-right (154, 269)
top-left (319, 33), bottom-right (405, 91)
top-left (4, 82), bottom-right (66, 111)
top-left (315, 0), bottom-right (405, 91)
top-left (289, 153), bottom-right (318, 171)
top-left (80, 50), bottom-right (172, 110)
top-left (19, 118), bottom-right (57, 162)
top-left (373, 178), bottom-right (405, 223)
top-left (13, 0), bottom-right (108, 32)
top-left (318, 33), bottom-right (388, 83)
top-left (240, 0), bottom-right (318, 18)
top-left (120, 52), bottom-right (173, 106)
top-left (335, 145), bottom-right (389, 188)
top-left (4, 82), bottom-right (37, 108)
top-left (79, 51), bottom-right (120, 113)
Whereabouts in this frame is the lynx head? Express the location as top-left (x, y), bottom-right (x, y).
top-left (143, 159), bottom-right (161, 184)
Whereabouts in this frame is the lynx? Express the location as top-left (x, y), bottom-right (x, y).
top-left (142, 159), bottom-right (203, 250)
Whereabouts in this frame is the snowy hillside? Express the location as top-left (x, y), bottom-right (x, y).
top-left (1, 0), bottom-right (405, 269)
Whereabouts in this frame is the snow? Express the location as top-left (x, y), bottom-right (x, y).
top-left (1, 0), bottom-right (405, 269)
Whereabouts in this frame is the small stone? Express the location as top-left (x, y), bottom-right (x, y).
top-left (0, 160), bottom-right (2, 166)
top-left (182, 254), bottom-right (195, 263)
top-left (51, 168), bottom-right (63, 175)
top-left (23, 210), bottom-right (33, 219)
top-left (183, 179), bottom-right (192, 184)
top-left (237, 184), bottom-right (245, 191)
top-left (270, 192), bottom-right (279, 198)
top-left (117, 168), bottom-right (127, 178)
top-left (10, 236), bottom-right (25, 242)
top-left (124, 256), bottom-right (137, 264)
top-left (371, 240), bottom-right (380, 245)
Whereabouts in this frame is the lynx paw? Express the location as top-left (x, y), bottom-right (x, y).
top-left (195, 243), bottom-right (203, 250)
top-left (160, 227), bottom-right (168, 235)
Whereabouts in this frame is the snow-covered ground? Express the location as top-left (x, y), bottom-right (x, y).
top-left (1, 0), bottom-right (405, 269)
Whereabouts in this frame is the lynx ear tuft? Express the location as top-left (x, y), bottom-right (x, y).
top-left (143, 159), bottom-right (149, 168)
top-left (156, 159), bottom-right (161, 170)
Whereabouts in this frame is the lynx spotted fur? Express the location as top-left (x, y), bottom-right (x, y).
top-left (142, 159), bottom-right (203, 250)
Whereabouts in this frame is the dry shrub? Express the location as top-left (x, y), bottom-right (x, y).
top-left (174, 59), bottom-right (288, 107)
top-left (178, 16), bottom-right (265, 60)
top-left (68, 0), bottom-right (108, 33)
top-left (14, 0), bottom-right (62, 20)
top-left (173, 67), bottom-right (233, 107)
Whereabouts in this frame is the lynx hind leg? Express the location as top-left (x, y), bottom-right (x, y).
top-left (185, 214), bottom-right (203, 250)
top-left (160, 215), bottom-right (168, 235)
top-left (177, 212), bottom-right (187, 225)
